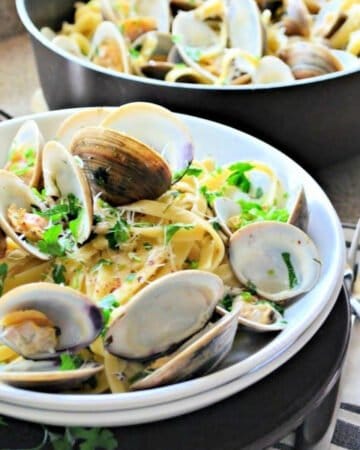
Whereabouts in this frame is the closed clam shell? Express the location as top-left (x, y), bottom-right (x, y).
top-left (70, 126), bottom-right (172, 206)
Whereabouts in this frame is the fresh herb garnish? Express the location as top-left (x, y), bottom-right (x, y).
top-left (255, 187), bottom-right (264, 199)
top-left (199, 185), bottom-right (222, 205)
top-left (129, 47), bottom-right (141, 58)
top-left (171, 34), bottom-right (182, 44)
top-left (93, 259), bottom-right (114, 271)
top-left (185, 166), bottom-right (203, 177)
top-left (129, 368), bottom-right (156, 384)
top-left (99, 294), bottom-right (120, 336)
top-left (233, 199), bottom-right (289, 228)
top-left (106, 219), bottom-right (129, 249)
top-left (221, 294), bottom-right (233, 312)
top-left (143, 242), bottom-right (153, 250)
top-left (281, 252), bottom-right (298, 289)
top-left (184, 46), bottom-right (202, 61)
top-left (210, 219), bottom-right (221, 231)
top-left (247, 280), bottom-right (257, 294)
top-left (226, 162), bottom-right (254, 193)
top-left (164, 223), bottom-right (194, 244)
top-left (37, 224), bottom-right (67, 257)
top-left (0, 263), bottom-right (8, 296)
top-left (59, 353), bottom-right (84, 371)
top-left (185, 259), bottom-right (199, 269)
top-left (52, 264), bottom-right (66, 284)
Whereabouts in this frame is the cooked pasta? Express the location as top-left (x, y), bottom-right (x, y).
top-left (41, 0), bottom-right (360, 86)
top-left (0, 155), bottom-right (292, 393)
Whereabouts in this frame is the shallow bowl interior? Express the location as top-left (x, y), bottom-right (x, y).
top-left (0, 107), bottom-right (345, 420)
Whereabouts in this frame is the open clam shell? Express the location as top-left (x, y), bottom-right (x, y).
top-left (217, 289), bottom-right (286, 332)
top-left (42, 141), bottom-right (93, 244)
top-left (282, 0), bottom-right (311, 37)
top-left (70, 126), bottom-right (172, 206)
top-left (172, 5), bottom-right (227, 83)
top-left (0, 359), bottom-right (103, 391)
top-left (130, 301), bottom-right (240, 390)
top-left (227, 0), bottom-right (265, 58)
top-left (4, 120), bottom-right (44, 188)
top-left (100, 102), bottom-right (194, 182)
top-left (105, 270), bottom-right (223, 360)
top-left (55, 107), bottom-right (112, 149)
top-left (252, 55), bottom-right (295, 84)
top-left (130, 31), bottom-right (174, 77)
top-left (89, 21), bottom-right (130, 73)
top-left (0, 170), bottom-right (48, 260)
top-left (0, 283), bottom-right (103, 360)
top-left (229, 221), bottom-right (321, 301)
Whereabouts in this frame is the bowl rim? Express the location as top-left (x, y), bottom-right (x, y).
top-left (0, 107), bottom-right (346, 412)
top-left (16, 0), bottom-right (360, 92)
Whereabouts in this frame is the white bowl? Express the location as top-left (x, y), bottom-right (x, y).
top-left (0, 108), bottom-right (345, 422)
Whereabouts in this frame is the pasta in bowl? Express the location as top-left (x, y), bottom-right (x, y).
top-left (0, 105), bottom-right (344, 406)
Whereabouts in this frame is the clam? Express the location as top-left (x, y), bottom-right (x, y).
top-left (55, 107), bottom-right (112, 149)
top-left (0, 141), bottom-right (93, 260)
top-left (130, 302), bottom-right (240, 390)
top-left (101, 0), bottom-right (171, 35)
top-left (52, 36), bottom-right (84, 58)
top-left (331, 49), bottom-right (360, 69)
top-left (0, 170), bottom-right (47, 260)
top-left (252, 55), bottom-right (295, 84)
top-left (213, 183), bottom-right (308, 237)
top-left (69, 102), bottom-right (194, 205)
top-left (89, 21), bottom-right (130, 73)
top-left (229, 221), bottom-right (321, 301)
top-left (70, 126), bottom-right (173, 206)
top-left (217, 288), bottom-right (286, 332)
top-left (104, 270), bottom-right (240, 390)
top-left (278, 41), bottom-right (343, 79)
top-left (104, 270), bottom-right (224, 360)
top-left (172, 2), bottom-right (228, 83)
top-left (3, 120), bottom-right (44, 188)
top-left (165, 65), bottom-right (213, 83)
top-left (217, 49), bottom-right (258, 85)
top-left (227, 0), bottom-right (265, 58)
top-left (282, 0), bottom-right (311, 37)
top-left (0, 359), bottom-right (103, 391)
top-left (130, 31), bottom-right (174, 78)
top-left (101, 102), bottom-right (194, 174)
top-left (42, 141), bottom-right (93, 244)
top-left (0, 283), bottom-right (103, 359)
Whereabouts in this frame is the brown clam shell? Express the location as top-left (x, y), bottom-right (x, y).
top-left (279, 42), bottom-right (343, 79)
top-left (70, 127), bottom-right (172, 206)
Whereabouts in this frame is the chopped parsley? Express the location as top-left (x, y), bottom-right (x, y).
top-left (128, 368), bottom-right (156, 384)
top-left (210, 219), bottom-right (221, 231)
top-left (99, 294), bottom-right (119, 336)
top-left (233, 199), bottom-right (289, 228)
top-left (281, 252), bottom-right (298, 289)
top-left (52, 264), bottom-right (66, 284)
top-left (37, 224), bottom-right (67, 257)
top-left (185, 259), bottom-right (199, 269)
top-left (185, 166), bottom-right (203, 177)
top-left (220, 294), bottom-right (233, 312)
top-left (59, 353), bottom-right (84, 371)
top-left (171, 34), bottom-right (182, 44)
top-left (106, 219), bottom-right (130, 249)
top-left (226, 162), bottom-right (254, 193)
top-left (129, 47), bottom-right (141, 59)
top-left (31, 187), bottom-right (47, 201)
top-left (92, 259), bottom-right (114, 271)
top-left (199, 185), bottom-right (222, 205)
top-left (184, 46), bottom-right (202, 61)
top-left (0, 263), bottom-right (8, 296)
top-left (143, 242), bottom-right (153, 251)
top-left (164, 223), bottom-right (194, 244)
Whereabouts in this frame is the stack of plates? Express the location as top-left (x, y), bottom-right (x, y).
top-left (0, 110), bottom-right (345, 427)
